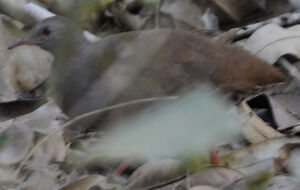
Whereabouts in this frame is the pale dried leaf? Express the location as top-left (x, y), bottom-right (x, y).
top-left (240, 98), bottom-right (284, 144)
top-left (126, 159), bottom-right (184, 189)
top-left (0, 165), bottom-right (18, 182)
top-left (32, 132), bottom-right (66, 164)
top-left (189, 185), bottom-right (222, 190)
top-left (0, 14), bottom-right (25, 102)
top-left (219, 137), bottom-right (300, 171)
top-left (60, 175), bottom-right (107, 190)
top-left (0, 125), bottom-right (33, 165)
top-left (266, 175), bottom-right (300, 190)
top-left (243, 23), bottom-right (300, 64)
top-left (0, 101), bottom-right (67, 135)
top-left (23, 169), bottom-right (59, 190)
top-left (183, 167), bottom-right (243, 188)
top-left (4, 46), bottom-right (53, 92)
top-left (152, 167), bottom-right (243, 190)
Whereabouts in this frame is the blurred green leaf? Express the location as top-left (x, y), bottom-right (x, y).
top-left (85, 87), bottom-right (242, 164)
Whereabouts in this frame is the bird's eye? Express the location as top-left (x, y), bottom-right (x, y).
top-left (42, 27), bottom-right (52, 36)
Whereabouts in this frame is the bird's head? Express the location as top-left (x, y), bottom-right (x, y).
top-left (8, 16), bottom-right (83, 54)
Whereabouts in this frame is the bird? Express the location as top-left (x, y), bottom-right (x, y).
top-left (9, 16), bottom-right (284, 131)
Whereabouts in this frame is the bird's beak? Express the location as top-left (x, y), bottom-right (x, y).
top-left (8, 38), bottom-right (37, 50)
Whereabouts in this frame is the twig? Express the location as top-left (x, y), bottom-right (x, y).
top-left (61, 96), bottom-right (178, 129)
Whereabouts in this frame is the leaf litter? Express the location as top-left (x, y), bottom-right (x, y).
top-left (2, 0), bottom-right (300, 189)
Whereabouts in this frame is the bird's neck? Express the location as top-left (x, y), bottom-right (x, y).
top-left (56, 33), bottom-right (88, 56)
top-left (48, 34), bottom-right (95, 108)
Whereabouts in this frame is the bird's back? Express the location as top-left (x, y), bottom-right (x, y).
top-left (55, 29), bottom-right (283, 129)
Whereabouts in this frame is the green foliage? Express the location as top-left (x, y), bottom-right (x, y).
top-left (85, 87), bottom-right (242, 165)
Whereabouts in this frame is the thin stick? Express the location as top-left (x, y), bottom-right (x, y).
top-left (61, 96), bottom-right (178, 129)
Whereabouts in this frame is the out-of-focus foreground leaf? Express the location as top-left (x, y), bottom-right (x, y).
top-left (85, 87), bottom-right (242, 163)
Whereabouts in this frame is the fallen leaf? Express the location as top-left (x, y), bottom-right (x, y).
top-left (183, 167), bottom-right (243, 189)
top-left (60, 175), bottom-right (121, 190)
top-left (23, 168), bottom-right (59, 190)
top-left (266, 175), bottom-right (300, 190)
top-left (212, 0), bottom-right (259, 22)
top-left (189, 185), bottom-right (222, 190)
top-left (0, 125), bottom-right (33, 165)
top-left (32, 131), bottom-right (67, 164)
top-left (272, 94), bottom-right (300, 120)
top-left (126, 159), bottom-right (185, 190)
top-left (0, 165), bottom-right (18, 182)
top-left (0, 14), bottom-right (25, 102)
top-left (219, 137), bottom-right (300, 172)
top-left (0, 100), bottom-right (42, 122)
top-left (4, 46), bottom-right (53, 92)
top-left (243, 23), bottom-right (300, 64)
top-left (240, 97), bottom-right (284, 144)
top-left (0, 14), bottom-right (52, 103)
top-left (0, 101), bottom-right (67, 135)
